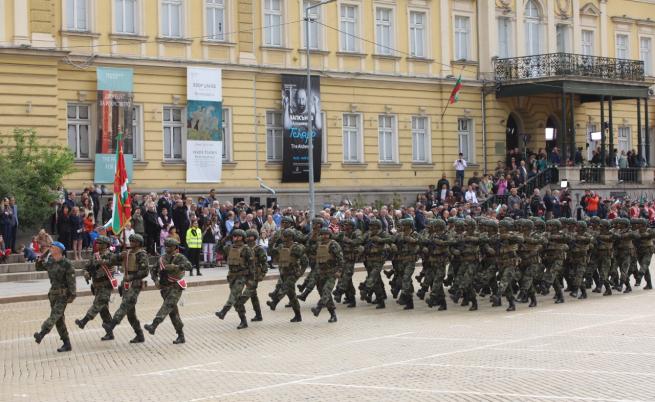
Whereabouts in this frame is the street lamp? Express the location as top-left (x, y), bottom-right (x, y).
top-left (305, 0), bottom-right (335, 222)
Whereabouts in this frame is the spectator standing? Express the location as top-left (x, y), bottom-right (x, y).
top-left (585, 191), bottom-right (600, 217)
top-left (464, 185), bottom-right (478, 204)
top-left (262, 214), bottom-right (277, 236)
top-left (8, 196), bottom-right (18, 252)
top-left (0, 198), bottom-right (13, 253)
top-left (143, 202), bottom-right (160, 255)
top-left (186, 219), bottom-right (202, 276)
top-left (172, 199), bottom-right (189, 246)
top-left (69, 206), bottom-right (83, 261)
top-left (549, 147), bottom-right (561, 166)
top-left (57, 205), bottom-right (72, 251)
top-left (453, 153), bottom-right (467, 188)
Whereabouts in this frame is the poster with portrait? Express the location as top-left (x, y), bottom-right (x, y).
top-left (96, 67), bottom-right (134, 155)
top-left (281, 74), bottom-right (322, 183)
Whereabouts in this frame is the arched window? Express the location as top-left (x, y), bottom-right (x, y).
top-left (525, 0), bottom-right (541, 55)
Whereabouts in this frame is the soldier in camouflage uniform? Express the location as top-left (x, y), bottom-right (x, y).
top-left (361, 219), bottom-right (393, 309)
top-left (268, 229), bottom-right (308, 322)
top-left (311, 228), bottom-right (344, 322)
top-left (634, 218), bottom-right (654, 290)
top-left (75, 235), bottom-right (120, 341)
top-left (516, 219), bottom-right (545, 307)
top-left (268, 217), bottom-right (298, 299)
top-left (613, 218), bottom-right (639, 293)
top-left (448, 220), bottom-right (469, 305)
top-left (458, 220), bottom-right (484, 311)
top-left (298, 218), bottom-right (324, 301)
top-left (144, 238), bottom-right (191, 344)
top-left (334, 220), bottom-right (362, 307)
top-left (479, 220), bottom-right (500, 304)
top-left (569, 221), bottom-right (593, 299)
top-left (240, 229), bottom-right (268, 322)
top-left (394, 219), bottom-right (420, 310)
top-left (216, 229), bottom-right (255, 329)
top-left (595, 219), bottom-right (616, 296)
top-left (529, 217), bottom-right (548, 295)
top-left (560, 218), bottom-right (577, 292)
top-left (543, 219), bottom-right (569, 304)
top-left (102, 234), bottom-right (150, 343)
top-left (588, 216), bottom-right (603, 292)
top-left (495, 219), bottom-right (524, 311)
top-left (423, 219), bottom-right (453, 311)
top-left (33, 242), bottom-right (76, 352)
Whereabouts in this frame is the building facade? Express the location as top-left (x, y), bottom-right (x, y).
top-left (0, 0), bottom-right (654, 205)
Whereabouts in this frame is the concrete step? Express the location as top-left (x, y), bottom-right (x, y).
top-left (0, 259), bottom-right (89, 275)
top-left (5, 254), bottom-right (26, 264)
top-left (0, 268), bottom-right (86, 282)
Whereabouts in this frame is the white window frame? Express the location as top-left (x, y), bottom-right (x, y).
top-left (454, 15), bottom-right (470, 61)
top-left (411, 116), bottom-right (431, 163)
top-left (525, 0), bottom-right (542, 56)
top-left (497, 16), bottom-right (512, 58)
top-left (409, 10), bottom-right (426, 58)
top-left (616, 33), bottom-right (629, 59)
top-left (266, 111), bottom-right (283, 162)
top-left (556, 23), bottom-right (571, 53)
top-left (163, 106), bottom-right (185, 161)
top-left (263, 0), bottom-right (284, 47)
top-left (302, 0), bottom-right (324, 50)
top-left (339, 3), bottom-right (359, 52)
top-left (64, 0), bottom-right (89, 32)
top-left (342, 113), bottom-right (363, 163)
top-left (457, 117), bottom-right (475, 163)
top-left (114, 0), bottom-right (139, 35)
top-left (640, 36), bottom-right (653, 76)
top-left (160, 0), bottom-right (184, 38)
top-left (378, 114), bottom-right (397, 163)
top-left (581, 29), bottom-right (595, 56)
top-left (375, 6), bottom-right (393, 56)
top-left (205, 0), bottom-right (226, 41)
top-left (222, 107), bottom-right (232, 161)
top-left (130, 104), bottom-right (143, 161)
top-left (67, 103), bottom-right (92, 160)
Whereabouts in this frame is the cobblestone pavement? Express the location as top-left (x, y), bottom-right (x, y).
top-left (2, 271), bottom-right (655, 402)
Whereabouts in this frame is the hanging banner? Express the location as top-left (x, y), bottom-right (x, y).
top-left (96, 67), bottom-right (134, 155)
top-left (94, 153), bottom-right (134, 184)
top-left (281, 74), bottom-right (322, 183)
top-left (186, 67), bottom-right (222, 183)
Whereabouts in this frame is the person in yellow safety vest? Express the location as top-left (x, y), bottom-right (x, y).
top-left (186, 219), bottom-right (203, 276)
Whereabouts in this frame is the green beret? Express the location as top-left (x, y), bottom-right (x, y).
top-left (232, 229), bottom-right (246, 238)
top-left (245, 229), bottom-right (259, 239)
top-left (96, 235), bottom-right (111, 245)
top-left (164, 238), bottom-right (180, 247)
top-left (128, 233), bottom-right (144, 244)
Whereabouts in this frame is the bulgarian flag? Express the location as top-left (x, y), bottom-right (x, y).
top-left (109, 132), bottom-right (132, 234)
top-left (449, 75), bottom-right (463, 104)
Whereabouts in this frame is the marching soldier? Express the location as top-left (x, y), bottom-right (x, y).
top-left (634, 218), bottom-right (654, 290)
top-left (613, 218), bottom-right (639, 293)
top-left (33, 242), bottom-right (76, 352)
top-left (216, 229), bottom-right (255, 329)
top-left (311, 228), bottom-right (344, 322)
top-left (479, 220), bottom-right (500, 304)
top-left (543, 220), bottom-right (569, 304)
top-left (423, 219), bottom-right (453, 311)
top-left (144, 238), bottom-right (190, 344)
top-left (268, 229), bottom-right (308, 322)
top-left (395, 219), bottom-right (420, 310)
top-left (268, 217), bottom-right (298, 301)
top-left (334, 220), bottom-right (362, 307)
top-left (569, 221), bottom-right (593, 299)
top-left (298, 218), bottom-right (324, 301)
top-left (102, 234), bottom-right (150, 343)
top-left (241, 229), bottom-right (268, 322)
top-left (517, 219), bottom-right (545, 307)
top-left (495, 219), bottom-right (524, 311)
top-left (361, 220), bottom-right (393, 309)
top-left (75, 235), bottom-right (120, 341)
top-left (595, 219), bottom-right (616, 296)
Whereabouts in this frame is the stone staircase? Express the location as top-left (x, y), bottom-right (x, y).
top-left (0, 250), bottom-right (92, 283)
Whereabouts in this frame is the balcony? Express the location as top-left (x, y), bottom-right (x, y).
top-left (495, 53), bottom-right (645, 83)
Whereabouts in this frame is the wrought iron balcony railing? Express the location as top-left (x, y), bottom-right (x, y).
top-left (495, 53), bottom-right (645, 83)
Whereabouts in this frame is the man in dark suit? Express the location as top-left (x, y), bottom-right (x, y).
top-left (253, 208), bottom-right (265, 233)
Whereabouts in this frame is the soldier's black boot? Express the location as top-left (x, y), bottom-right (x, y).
top-left (468, 295), bottom-right (478, 312)
top-left (297, 283), bottom-right (306, 292)
top-left (57, 339), bottom-right (72, 353)
top-left (603, 281), bottom-right (612, 296)
top-left (346, 296), bottom-right (356, 308)
top-left (416, 287), bottom-right (426, 300)
top-left (100, 325), bottom-right (114, 341)
top-left (215, 305), bottom-right (231, 319)
top-left (383, 269), bottom-right (394, 279)
top-left (644, 271), bottom-right (653, 290)
top-left (328, 308), bottom-right (337, 323)
top-left (375, 299), bottom-right (386, 309)
top-left (333, 290), bottom-right (343, 304)
top-left (397, 293), bottom-right (407, 306)
top-left (75, 315), bottom-right (91, 329)
top-left (506, 295), bottom-right (516, 312)
top-left (102, 320), bottom-right (116, 334)
top-left (196, 268), bottom-right (202, 276)
top-left (290, 307), bottom-right (302, 322)
top-left (460, 294), bottom-right (469, 307)
top-left (251, 306), bottom-right (263, 322)
top-left (578, 287), bottom-right (588, 300)
top-left (450, 290), bottom-right (461, 304)
top-left (189, 269), bottom-right (194, 277)
top-left (403, 296), bottom-right (414, 310)
top-left (311, 304), bottom-right (322, 317)
top-left (528, 293), bottom-right (537, 308)
top-left (491, 294), bottom-right (502, 307)
top-left (130, 330), bottom-right (145, 344)
top-left (237, 311), bottom-right (248, 330)
top-left (144, 318), bottom-right (162, 335)
top-left (33, 329), bottom-right (47, 344)
top-left (298, 289), bottom-right (311, 302)
top-left (554, 288), bottom-right (565, 304)
top-left (623, 282), bottom-right (632, 294)
top-left (437, 300), bottom-right (447, 311)
top-left (173, 332), bottom-right (185, 344)
top-left (266, 297), bottom-right (278, 311)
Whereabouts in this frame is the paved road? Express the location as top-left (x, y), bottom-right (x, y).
top-left (2, 271), bottom-right (655, 402)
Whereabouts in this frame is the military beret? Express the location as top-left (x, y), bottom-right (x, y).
top-left (128, 233), bottom-right (144, 244)
top-left (164, 238), bottom-right (180, 247)
top-left (533, 219), bottom-right (546, 229)
top-left (245, 229), bottom-right (259, 239)
top-left (447, 217), bottom-right (458, 224)
top-left (51, 241), bottom-right (66, 252)
top-left (96, 235), bottom-right (111, 245)
top-left (464, 219), bottom-right (477, 227)
top-left (232, 229), bottom-right (246, 238)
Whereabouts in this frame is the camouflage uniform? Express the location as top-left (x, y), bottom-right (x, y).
top-left (361, 220), bottom-right (393, 309)
top-left (241, 229), bottom-right (268, 322)
top-left (587, 217), bottom-right (603, 291)
top-left (103, 234), bottom-right (150, 343)
top-left (334, 221), bottom-right (362, 307)
top-left (144, 238), bottom-right (191, 344)
top-left (568, 221), bottom-right (593, 299)
top-left (311, 228), bottom-right (344, 322)
top-left (454, 220), bottom-right (483, 311)
top-left (634, 219), bottom-right (655, 290)
top-left (216, 229), bottom-right (255, 329)
top-left (268, 229), bottom-right (308, 322)
top-left (595, 220), bottom-right (616, 296)
top-left (479, 220), bottom-right (500, 303)
top-left (420, 220), bottom-right (452, 311)
top-left (448, 220), bottom-right (468, 304)
top-left (268, 217), bottom-right (298, 299)
top-left (76, 236), bottom-right (121, 340)
top-left (34, 249), bottom-right (77, 352)
top-left (529, 217), bottom-right (549, 295)
top-left (395, 219), bottom-right (420, 310)
top-left (298, 218), bottom-right (324, 301)
top-left (495, 219), bottom-right (524, 311)
top-left (613, 218), bottom-right (639, 293)
top-left (517, 219), bottom-right (545, 307)
top-left (543, 220), bottom-right (569, 304)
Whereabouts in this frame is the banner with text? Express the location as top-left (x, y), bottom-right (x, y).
top-left (281, 75), bottom-right (322, 183)
top-left (186, 67), bottom-right (223, 183)
top-left (96, 67), bottom-right (134, 155)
